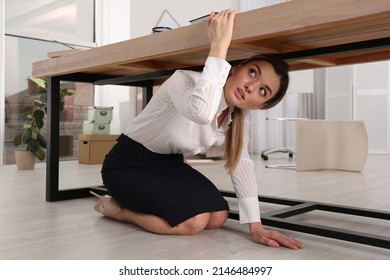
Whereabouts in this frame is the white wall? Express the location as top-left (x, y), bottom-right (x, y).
top-left (288, 70), bottom-right (314, 93)
top-left (130, 0), bottom-right (239, 38)
top-left (94, 0), bottom-right (134, 134)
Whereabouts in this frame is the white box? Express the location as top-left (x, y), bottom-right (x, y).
top-left (82, 120), bottom-right (111, 134)
top-left (88, 106), bottom-right (113, 122)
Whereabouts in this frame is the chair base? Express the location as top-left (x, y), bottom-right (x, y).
top-left (261, 147), bottom-right (295, 161)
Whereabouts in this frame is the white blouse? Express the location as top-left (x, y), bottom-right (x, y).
top-left (125, 56), bottom-right (260, 224)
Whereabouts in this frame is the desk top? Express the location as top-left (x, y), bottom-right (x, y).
top-left (32, 0), bottom-right (390, 80)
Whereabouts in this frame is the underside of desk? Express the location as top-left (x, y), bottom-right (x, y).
top-left (32, 0), bottom-right (390, 80)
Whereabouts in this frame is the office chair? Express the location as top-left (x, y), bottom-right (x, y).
top-left (260, 117), bottom-right (307, 160)
top-left (296, 119), bottom-right (368, 171)
top-left (266, 120), bottom-right (368, 172)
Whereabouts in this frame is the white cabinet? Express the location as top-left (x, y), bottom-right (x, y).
top-left (325, 65), bottom-right (353, 120)
top-left (325, 61), bottom-right (390, 154)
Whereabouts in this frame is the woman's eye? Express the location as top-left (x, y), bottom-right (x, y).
top-left (249, 69), bottom-right (257, 78)
top-left (260, 88), bottom-right (266, 96)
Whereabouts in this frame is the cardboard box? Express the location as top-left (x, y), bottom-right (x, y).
top-left (78, 134), bottom-right (119, 164)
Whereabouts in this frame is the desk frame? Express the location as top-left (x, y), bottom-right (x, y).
top-left (45, 38), bottom-right (390, 249)
top-left (222, 192), bottom-right (390, 249)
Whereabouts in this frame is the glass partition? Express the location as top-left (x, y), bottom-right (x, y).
top-left (3, 0), bottom-right (95, 164)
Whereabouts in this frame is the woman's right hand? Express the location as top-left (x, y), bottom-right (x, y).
top-left (207, 9), bottom-right (237, 60)
top-left (249, 222), bottom-right (304, 249)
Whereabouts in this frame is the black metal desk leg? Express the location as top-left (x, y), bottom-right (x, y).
top-left (46, 77), bottom-right (61, 202)
top-left (46, 76), bottom-right (99, 201)
top-left (141, 81), bottom-right (153, 108)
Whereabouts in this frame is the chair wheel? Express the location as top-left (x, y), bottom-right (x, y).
top-left (289, 152), bottom-right (294, 158)
top-left (261, 154), bottom-right (268, 160)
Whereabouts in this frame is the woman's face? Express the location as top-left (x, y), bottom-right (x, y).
top-left (224, 60), bottom-right (281, 109)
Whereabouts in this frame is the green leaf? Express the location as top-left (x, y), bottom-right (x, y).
top-left (35, 119), bottom-right (44, 129)
top-left (23, 123), bottom-right (32, 129)
top-left (22, 114), bottom-right (33, 121)
top-left (28, 142), bottom-right (45, 161)
top-left (30, 124), bottom-right (39, 133)
top-left (61, 88), bottom-right (75, 96)
top-left (38, 92), bottom-right (47, 103)
top-left (37, 133), bottom-right (47, 148)
top-left (21, 105), bottom-right (34, 116)
top-left (33, 99), bottom-right (45, 108)
top-left (13, 133), bottom-right (23, 147)
top-left (22, 128), bottom-right (32, 144)
top-left (28, 76), bottom-right (47, 89)
top-left (33, 109), bottom-right (44, 120)
top-left (33, 148), bottom-right (46, 161)
top-left (27, 138), bottom-right (40, 153)
top-left (33, 110), bottom-right (45, 129)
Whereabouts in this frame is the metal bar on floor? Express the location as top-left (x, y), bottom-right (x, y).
top-left (221, 191), bottom-right (390, 249)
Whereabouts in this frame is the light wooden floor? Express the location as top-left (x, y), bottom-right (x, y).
top-left (1, 154), bottom-right (389, 260)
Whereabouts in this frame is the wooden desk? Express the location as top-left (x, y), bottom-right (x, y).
top-left (33, 0), bottom-right (390, 79)
top-left (32, 0), bottom-right (390, 248)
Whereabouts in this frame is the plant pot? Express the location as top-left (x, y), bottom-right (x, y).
top-left (15, 150), bottom-right (36, 170)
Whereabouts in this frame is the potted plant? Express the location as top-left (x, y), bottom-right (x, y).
top-left (13, 76), bottom-right (75, 169)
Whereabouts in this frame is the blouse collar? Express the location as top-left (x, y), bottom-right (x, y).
top-left (216, 92), bottom-right (234, 132)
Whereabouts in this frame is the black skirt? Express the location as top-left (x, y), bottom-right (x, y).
top-left (101, 134), bottom-right (229, 227)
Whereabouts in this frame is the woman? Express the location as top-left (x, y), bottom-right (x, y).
top-left (91, 10), bottom-right (304, 249)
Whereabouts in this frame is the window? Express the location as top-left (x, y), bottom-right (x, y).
top-left (3, 0), bottom-right (96, 164)
top-left (5, 0), bottom-right (95, 45)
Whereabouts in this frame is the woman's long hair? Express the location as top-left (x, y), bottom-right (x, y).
top-left (224, 54), bottom-right (289, 172)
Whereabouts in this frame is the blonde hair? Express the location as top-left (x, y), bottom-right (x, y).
top-left (224, 108), bottom-right (244, 173)
top-left (224, 54), bottom-right (289, 173)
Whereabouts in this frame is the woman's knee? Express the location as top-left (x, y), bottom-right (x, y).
top-left (174, 210), bottom-right (228, 234)
top-left (179, 213), bottom-right (210, 235)
top-left (206, 210), bottom-right (228, 229)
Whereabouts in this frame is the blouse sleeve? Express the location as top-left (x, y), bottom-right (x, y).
top-left (162, 56), bottom-right (231, 124)
top-left (229, 110), bottom-right (261, 224)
